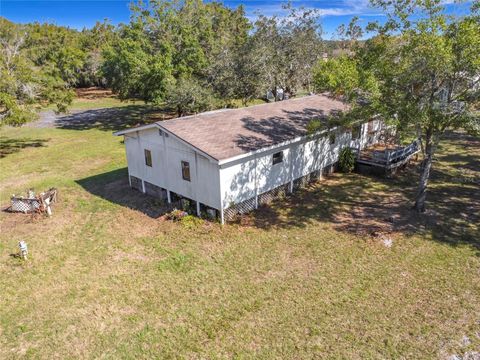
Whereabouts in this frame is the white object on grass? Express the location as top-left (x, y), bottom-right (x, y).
top-left (19, 241), bottom-right (28, 259)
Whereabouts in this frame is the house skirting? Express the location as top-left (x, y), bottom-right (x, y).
top-left (128, 175), bottom-right (220, 219)
top-left (222, 163), bottom-right (336, 222)
top-left (129, 163), bottom-right (337, 223)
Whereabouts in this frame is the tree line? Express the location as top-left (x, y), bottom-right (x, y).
top-left (0, 0), bottom-right (325, 125)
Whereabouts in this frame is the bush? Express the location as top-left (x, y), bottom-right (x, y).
top-left (165, 208), bottom-right (188, 221)
top-left (180, 215), bottom-right (203, 229)
top-left (339, 147), bottom-right (355, 173)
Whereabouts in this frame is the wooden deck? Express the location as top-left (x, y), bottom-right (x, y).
top-left (353, 139), bottom-right (420, 173)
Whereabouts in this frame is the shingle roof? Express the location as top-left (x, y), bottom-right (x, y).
top-left (158, 94), bottom-right (347, 161)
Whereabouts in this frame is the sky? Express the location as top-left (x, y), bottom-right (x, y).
top-left (0, 0), bottom-right (473, 39)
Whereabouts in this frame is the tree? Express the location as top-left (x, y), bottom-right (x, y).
top-left (102, 0), bottom-right (250, 106)
top-left (165, 78), bottom-right (217, 117)
top-left (336, 16), bottom-right (363, 51)
top-left (101, 23), bottom-right (174, 102)
top-left (0, 18), bottom-right (74, 126)
top-left (314, 56), bottom-right (362, 101)
top-left (206, 37), bottom-right (263, 106)
top-left (250, 5), bottom-right (323, 98)
top-left (78, 20), bottom-right (116, 87)
top-left (313, 0), bottom-right (480, 212)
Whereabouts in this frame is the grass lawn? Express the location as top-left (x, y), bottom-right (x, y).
top-left (44, 87), bottom-right (268, 116)
top-left (67, 96), bottom-right (145, 110)
top-left (44, 88), bottom-right (145, 112)
top-left (0, 116), bottom-right (479, 358)
top-left (39, 88), bottom-right (270, 133)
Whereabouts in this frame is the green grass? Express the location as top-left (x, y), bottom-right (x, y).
top-left (44, 96), bottom-right (145, 111)
top-left (0, 120), bottom-right (479, 358)
top-left (229, 98), bottom-right (269, 108)
top-left (69, 97), bottom-right (145, 110)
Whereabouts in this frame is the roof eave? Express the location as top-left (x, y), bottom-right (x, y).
top-left (217, 127), bottom-right (333, 166)
top-left (113, 123), bottom-right (159, 136)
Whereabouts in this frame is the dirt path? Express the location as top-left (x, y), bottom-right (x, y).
top-left (27, 109), bottom-right (101, 129)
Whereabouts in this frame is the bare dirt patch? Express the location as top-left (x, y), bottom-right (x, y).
top-left (75, 87), bottom-right (115, 100)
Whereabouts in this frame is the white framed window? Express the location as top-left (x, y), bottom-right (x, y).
top-left (181, 161), bottom-right (190, 181)
top-left (351, 125), bottom-right (361, 140)
top-left (329, 133), bottom-right (336, 145)
top-left (144, 149), bottom-right (152, 167)
top-left (272, 151), bottom-right (283, 165)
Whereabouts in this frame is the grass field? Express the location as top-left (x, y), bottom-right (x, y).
top-left (0, 108), bottom-right (479, 358)
top-left (44, 87), bottom-right (267, 115)
top-left (39, 88), bottom-right (269, 133)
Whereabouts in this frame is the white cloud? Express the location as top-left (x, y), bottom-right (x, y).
top-left (241, 0), bottom-right (384, 19)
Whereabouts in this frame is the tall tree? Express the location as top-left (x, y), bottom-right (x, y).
top-left (102, 22), bottom-right (174, 102)
top-left (251, 5), bottom-right (323, 98)
top-left (314, 0), bottom-right (480, 212)
top-left (165, 77), bottom-right (217, 117)
top-left (102, 0), bottom-right (250, 108)
top-left (78, 20), bottom-right (116, 87)
top-left (0, 18), bottom-right (74, 126)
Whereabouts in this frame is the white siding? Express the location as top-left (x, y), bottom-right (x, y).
top-left (256, 147), bottom-right (292, 193)
top-left (219, 158), bottom-right (257, 208)
top-left (219, 128), bottom-right (361, 209)
top-left (124, 128), bottom-right (221, 210)
top-left (123, 120), bottom-right (381, 213)
top-left (125, 128), bottom-right (163, 187)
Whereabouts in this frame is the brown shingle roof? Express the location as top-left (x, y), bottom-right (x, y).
top-left (158, 94), bottom-right (347, 161)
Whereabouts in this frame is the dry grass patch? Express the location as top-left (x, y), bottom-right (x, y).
top-left (0, 125), bottom-right (479, 359)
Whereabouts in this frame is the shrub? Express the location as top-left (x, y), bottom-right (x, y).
top-left (165, 208), bottom-right (188, 221)
top-left (339, 147), bottom-right (355, 173)
top-left (180, 215), bottom-right (203, 229)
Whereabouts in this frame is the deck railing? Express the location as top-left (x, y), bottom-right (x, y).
top-left (353, 138), bottom-right (421, 169)
top-left (386, 139), bottom-right (420, 165)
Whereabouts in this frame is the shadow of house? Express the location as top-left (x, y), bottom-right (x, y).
top-left (55, 105), bottom-right (169, 132)
top-left (234, 108), bottom-right (332, 152)
top-left (76, 168), bottom-right (172, 218)
top-left (243, 153), bottom-right (479, 256)
top-left (229, 117), bottom-right (479, 254)
top-left (0, 136), bottom-right (49, 158)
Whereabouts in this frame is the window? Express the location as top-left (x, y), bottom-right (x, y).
top-left (351, 125), bottom-right (361, 140)
top-left (329, 133), bottom-right (336, 145)
top-left (144, 149), bottom-right (152, 167)
top-left (181, 161), bottom-right (191, 181)
top-left (272, 151), bottom-right (283, 165)
top-left (367, 120), bottom-right (375, 133)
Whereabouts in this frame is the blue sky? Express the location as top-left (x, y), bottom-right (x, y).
top-left (0, 0), bottom-right (473, 39)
